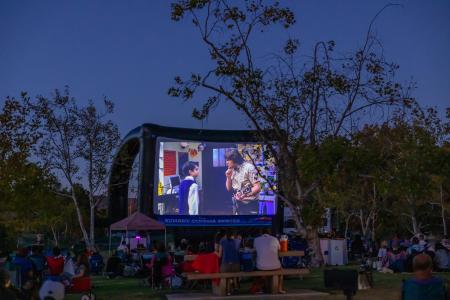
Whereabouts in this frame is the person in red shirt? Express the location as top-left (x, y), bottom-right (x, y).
top-left (46, 247), bottom-right (64, 276)
top-left (192, 252), bottom-right (220, 285)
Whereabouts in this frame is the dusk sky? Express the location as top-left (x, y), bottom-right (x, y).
top-left (1, 0), bottom-right (449, 136)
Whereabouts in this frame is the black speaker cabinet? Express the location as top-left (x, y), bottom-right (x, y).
top-left (324, 269), bottom-right (358, 300)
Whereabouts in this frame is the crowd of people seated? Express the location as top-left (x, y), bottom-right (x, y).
top-left (106, 240), bottom-right (176, 289)
top-left (103, 228), bottom-right (307, 295)
top-left (103, 230), bottom-right (448, 297)
top-left (4, 230), bottom-right (446, 298)
top-left (0, 243), bottom-right (97, 300)
top-left (349, 233), bottom-right (450, 274)
top-left (182, 228), bottom-right (298, 295)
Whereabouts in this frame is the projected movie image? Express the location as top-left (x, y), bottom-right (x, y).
top-left (154, 139), bottom-right (277, 216)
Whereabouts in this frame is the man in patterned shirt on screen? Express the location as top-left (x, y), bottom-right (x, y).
top-left (225, 149), bottom-right (261, 215)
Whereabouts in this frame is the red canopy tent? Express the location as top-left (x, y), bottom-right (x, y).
top-left (109, 212), bottom-right (166, 254)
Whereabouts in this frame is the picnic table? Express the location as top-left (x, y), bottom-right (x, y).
top-left (183, 251), bottom-right (308, 296)
top-left (183, 250), bottom-right (305, 261)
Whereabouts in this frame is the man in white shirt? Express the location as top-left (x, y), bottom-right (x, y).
top-left (253, 228), bottom-right (285, 293)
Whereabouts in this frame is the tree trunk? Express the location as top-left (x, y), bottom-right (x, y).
top-left (306, 226), bottom-right (324, 267)
top-left (371, 183), bottom-right (377, 242)
top-left (359, 209), bottom-right (368, 237)
top-left (50, 224), bottom-right (58, 246)
top-left (90, 205), bottom-right (95, 250)
top-left (411, 215), bottom-right (419, 235)
top-left (371, 211), bottom-right (376, 242)
top-left (88, 147), bottom-right (95, 250)
top-left (64, 223), bottom-right (68, 240)
top-left (292, 209), bottom-right (304, 233)
top-left (71, 191), bottom-right (91, 249)
top-left (440, 185), bottom-right (447, 236)
top-left (344, 214), bottom-right (353, 239)
top-left (288, 206), bottom-right (324, 267)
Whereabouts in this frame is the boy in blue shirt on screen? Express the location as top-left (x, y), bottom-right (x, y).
top-left (178, 161), bottom-right (200, 215)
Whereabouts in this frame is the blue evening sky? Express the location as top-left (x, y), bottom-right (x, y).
top-left (1, 0), bottom-right (449, 136)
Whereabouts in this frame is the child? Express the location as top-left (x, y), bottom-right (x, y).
top-left (178, 161), bottom-right (200, 215)
top-left (241, 239), bottom-right (255, 272)
top-left (377, 240), bottom-right (389, 271)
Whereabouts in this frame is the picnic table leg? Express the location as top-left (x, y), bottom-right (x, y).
top-left (270, 275), bottom-right (280, 294)
top-left (212, 278), bottom-right (227, 296)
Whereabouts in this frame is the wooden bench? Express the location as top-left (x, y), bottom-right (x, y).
top-left (182, 251), bottom-right (307, 295)
top-left (184, 250), bottom-right (305, 262)
top-left (184, 268), bottom-right (310, 296)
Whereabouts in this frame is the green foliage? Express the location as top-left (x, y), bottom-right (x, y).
top-left (288, 100), bottom-right (449, 238)
top-left (0, 94), bottom-right (57, 247)
top-left (318, 107), bottom-right (450, 236)
top-left (0, 88), bottom-right (120, 248)
top-left (0, 224), bottom-right (16, 253)
top-left (0, 93), bottom-right (40, 211)
top-left (376, 108), bottom-right (450, 234)
top-left (0, 155), bottom-right (81, 246)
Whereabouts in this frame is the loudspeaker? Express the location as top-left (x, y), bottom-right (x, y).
top-left (324, 269), bottom-right (358, 300)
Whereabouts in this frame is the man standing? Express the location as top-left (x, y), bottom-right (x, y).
top-left (224, 149), bottom-right (261, 215)
top-left (179, 161), bottom-right (200, 215)
top-left (253, 228), bottom-right (285, 294)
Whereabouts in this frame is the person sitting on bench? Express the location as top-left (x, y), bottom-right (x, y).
top-left (219, 229), bottom-right (241, 295)
top-left (254, 228), bottom-right (285, 294)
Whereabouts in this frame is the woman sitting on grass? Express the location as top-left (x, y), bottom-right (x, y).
top-left (434, 243), bottom-right (449, 272)
top-left (66, 253), bottom-right (91, 292)
top-left (72, 253), bottom-right (90, 280)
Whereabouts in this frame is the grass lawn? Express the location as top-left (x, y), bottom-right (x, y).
top-left (65, 268), bottom-right (450, 300)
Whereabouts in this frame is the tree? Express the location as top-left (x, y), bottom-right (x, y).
top-left (76, 100), bottom-right (120, 248)
top-left (33, 88), bottom-right (120, 249)
top-left (432, 164), bottom-right (450, 236)
top-left (0, 93), bottom-right (41, 212)
top-left (427, 108), bottom-right (450, 236)
top-left (384, 122), bottom-right (435, 234)
top-left (357, 105), bottom-right (449, 236)
top-left (315, 136), bottom-right (376, 239)
top-left (301, 132), bottom-right (384, 241)
top-left (321, 109), bottom-right (449, 239)
top-left (168, 0), bottom-right (411, 264)
top-left (3, 163), bottom-right (79, 246)
top-left (0, 93), bottom-right (80, 248)
top-left (0, 93), bottom-right (39, 248)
